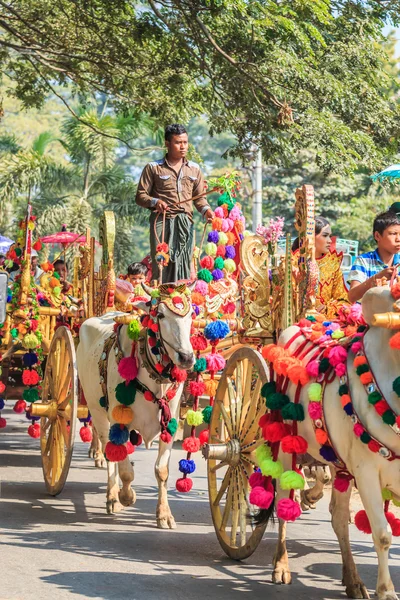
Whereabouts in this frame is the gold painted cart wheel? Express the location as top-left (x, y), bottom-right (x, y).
top-left (204, 347), bottom-right (269, 560)
top-left (38, 326), bottom-right (78, 496)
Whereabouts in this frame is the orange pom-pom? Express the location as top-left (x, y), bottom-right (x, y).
top-left (262, 345), bottom-right (285, 362)
top-left (49, 277), bottom-right (59, 288)
top-left (345, 325), bottom-right (357, 337)
top-left (310, 331), bottom-right (323, 341)
top-left (274, 357), bottom-right (297, 376)
top-left (226, 232), bottom-right (236, 245)
top-left (287, 365), bottom-right (309, 386)
top-left (354, 356), bottom-right (367, 367)
top-left (204, 379), bottom-right (218, 396)
top-left (391, 282), bottom-right (400, 300)
top-left (191, 292), bottom-right (205, 306)
top-left (212, 217), bottom-right (223, 231)
top-left (315, 314), bottom-right (325, 323)
top-left (112, 405), bottom-right (134, 425)
top-left (315, 428), bottom-right (328, 445)
top-left (40, 261), bottom-right (53, 272)
top-left (311, 323), bottom-right (323, 332)
top-left (390, 332), bottom-right (400, 350)
top-left (360, 372), bottom-right (373, 385)
top-left (340, 394), bottom-right (351, 407)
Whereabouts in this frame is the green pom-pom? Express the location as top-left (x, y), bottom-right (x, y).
top-left (194, 357), bottom-right (207, 372)
top-left (115, 381), bottom-right (137, 405)
top-left (53, 286), bottom-right (61, 296)
top-left (10, 328), bottom-right (18, 339)
top-left (261, 381), bottom-right (276, 399)
top-left (260, 458), bottom-right (283, 479)
top-left (186, 409), bottom-right (204, 426)
top-left (214, 256), bottom-right (224, 270)
top-left (15, 247), bottom-right (22, 257)
top-left (307, 315), bottom-right (316, 323)
top-left (382, 410), bottom-right (396, 426)
top-left (356, 364), bottom-right (369, 376)
top-left (265, 392), bottom-right (290, 410)
top-left (197, 269), bottom-right (213, 283)
top-left (23, 388), bottom-right (39, 403)
top-left (53, 272), bottom-right (60, 280)
top-left (217, 192), bottom-right (235, 211)
top-left (255, 443), bottom-right (272, 464)
top-left (393, 377), bottom-right (400, 397)
top-left (202, 405), bottom-right (213, 423)
top-left (23, 333), bottom-right (40, 349)
top-left (99, 396), bottom-right (107, 408)
top-left (279, 470), bottom-right (305, 490)
top-left (360, 431), bottom-right (371, 444)
top-left (308, 383), bottom-right (322, 402)
top-left (167, 418), bottom-right (178, 435)
top-left (339, 384), bottom-right (349, 396)
top-left (393, 499), bottom-right (400, 508)
top-left (382, 487), bottom-right (393, 501)
top-left (319, 358), bottom-right (330, 373)
top-left (150, 289), bottom-right (160, 298)
top-left (281, 402), bottom-right (305, 421)
top-left (127, 319), bottom-right (141, 341)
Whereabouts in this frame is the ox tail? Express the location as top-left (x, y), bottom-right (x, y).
top-left (253, 478), bottom-right (276, 527)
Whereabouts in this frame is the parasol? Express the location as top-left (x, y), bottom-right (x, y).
top-left (0, 234), bottom-right (14, 255)
top-left (371, 164), bottom-right (400, 182)
top-left (40, 225), bottom-right (100, 266)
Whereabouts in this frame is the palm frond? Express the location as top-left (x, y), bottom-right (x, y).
top-left (31, 131), bottom-right (55, 156)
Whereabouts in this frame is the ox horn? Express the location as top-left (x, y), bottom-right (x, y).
top-left (371, 312), bottom-right (400, 329)
top-left (141, 282), bottom-right (154, 296)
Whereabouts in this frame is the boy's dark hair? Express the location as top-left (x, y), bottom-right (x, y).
top-left (373, 211), bottom-right (400, 236)
top-left (53, 259), bottom-right (65, 268)
top-left (165, 124), bottom-right (187, 142)
top-left (127, 262), bottom-right (148, 276)
top-left (292, 216), bottom-right (330, 252)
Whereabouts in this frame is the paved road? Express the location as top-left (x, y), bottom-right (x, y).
top-left (1, 410), bottom-right (400, 600)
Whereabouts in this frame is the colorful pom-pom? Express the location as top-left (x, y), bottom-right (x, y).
top-left (182, 437), bottom-right (201, 452)
top-left (22, 333), bottom-right (40, 349)
top-left (118, 356), bottom-right (138, 382)
top-left (355, 509), bottom-right (372, 534)
top-left (315, 428), bottom-right (328, 445)
top-left (167, 418), bottom-right (178, 436)
top-left (198, 268), bottom-right (213, 283)
top-left (199, 429), bottom-right (209, 445)
top-left (200, 256), bottom-right (214, 270)
top-left (0, 417), bottom-right (6, 428)
top-left (28, 422), bottom-right (40, 438)
top-left (112, 404), bottom-right (134, 425)
top-left (308, 383), bottom-right (322, 402)
top-left (214, 256), bottom-right (224, 270)
top-left (281, 435), bottom-right (308, 454)
top-left (281, 402), bottom-right (304, 421)
top-left (207, 231), bottom-right (219, 244)
top-left (204, 242), bottom-right (217, 256)
top-left (105, 441), bottom-right (128, 462)
top-left (194, 358), bottom-right (207, 373)
top-left (276, 498), bottom-right (302, 522)
top-left (80, 425), bottom-right (93, 443)
top-left (176, 477), bottom-right (193, 492)
top-left (186, 410), bottom-right (204, 426)
top-left (189, 380), bottom-right (205, 396)
top-left (263, 422), bottom-right (291, 442)
top-left (280, 470), bottom-right (305, 490)
top-left (190, 333), bottom-right (208, 351)
top-left (249, 486), bottom-right (274, 509)
top-left (206, 352), bottom-right (226, 371)
top-left (115, 381), bottom-right (137, 405)
top-left (202, 405), bottom-right (213, 423)
top-left (171, 365), bottom-right (188, 382)
top-left (179, 459), bottom-right (196, 474)
top-left (255, 443), bottom-right (272, 463)
top-left (259, 458), bottom-right (284, 479)
top-left (109, 423), bottom-right (129, 445)
top-left (265, 392), bottom-right (290, 411)
top-left (13, 399), bottom-right (26, 414)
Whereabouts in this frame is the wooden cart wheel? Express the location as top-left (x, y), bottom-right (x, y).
top-left (203, 346), bottom-right (269, 560)
top-left (39, 326), bottom-right (78, 496)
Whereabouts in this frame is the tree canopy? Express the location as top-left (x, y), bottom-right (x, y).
top-left (0, 1), bottom-right (400, 173)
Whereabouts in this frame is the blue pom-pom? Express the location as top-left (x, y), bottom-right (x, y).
top-left (151, 347), bottom-right (160, 355)
top-left (207, 231), bottom-right (219, 244)
top-left (0, 398), bottom-right (4, 410)
top-left (109, 423), bottom-right (129, 445)
top-left (239, 233), bottom-right (244, 241)
top-left (225, 245), bottom-right (236, 259)
top-left (212, 268), bottom-right (224, 281)
top-left (23, 352), bottom-right (38, 367)
top-left (79, 415), bottom-right (91, 423)
top-left (319, 445), bottom-right (337, 462)
top-left (179, 459), bottom-right (196, 474)
top-left (325, 329), bottom-right (333, 336)
top-left (323, 321), bottom-right (331, 327)
top-left (192, 304), bottom-right (200, 315)
top-left (343, 403), bottom-right (353, 416)
top-left (7, 294), bottom-right (12, 303)
top-left (26, 412), bottom-right (40, 422)
top-left (204, 320), bottom-right (230, 341)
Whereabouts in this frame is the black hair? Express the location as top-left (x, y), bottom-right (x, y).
top-left (53, 259), bottom-right (65, 268)
top-left (165, 124), bottom-right (187, 142)
top-left (127, 262), bottom-right (148, 276)
top-left (373, 211), bottom-right (400, 236)
top-left (291, 216), bottom-right (330, 252)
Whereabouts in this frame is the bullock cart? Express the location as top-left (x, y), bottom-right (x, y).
top-left (0, 209), bottom-right (117, 496)
top-left (198, 185), bottom-right (317, 559)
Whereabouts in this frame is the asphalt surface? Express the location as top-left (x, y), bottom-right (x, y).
top-left (1, 409), bottom-right (400, 600)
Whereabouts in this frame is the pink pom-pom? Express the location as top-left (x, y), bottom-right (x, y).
top-left (182, 437), bottom-right (201, 452)
top-left (328, 345), bottom-right (347, 367)
top-left (105, 441), bottom-right (128, 462)
top-left (195, 279), bottom-right (209, 295)
top-left (329, 322), bottom-right (341, 331)
top-left (353, 423), bottom-right (364, 437)
top-left (126, 441), bottom-right (135, 454)
top-left (28, 422), bottom-right (40, 438)
top-left (189, 380), bottom-right (206, 396)
top-left (118, 356), bottom-right (138, 382)
top-left (351, 341), bottom-right (362, 354)
top-left (206, 353), bottom-right (226, 371)
top-left (306, 360), bottom-right (320, 378)
top-left (276, 498), bottom-right (302, 522)
top-left (214, 207), bottom-right (224, 218)
top-left (249, 486), bottom-right (274, 509)
top-left (160, 431), bottom-right (173, 443)
top-left (354, 510), bottom-right (372, 534)
top-left (0, 417), bottom-right (6, 428)
top-left (308, 401), bottom-right (322, 420)
top-left (334, 475), bottom-right (350, 493)
top-left (171, 366), bottom-right (188, 382)
top-left (349, 303), bottom-right (363, 324)
top-left (199, 429), bottom-right (209, 445)
top-left (335, 363), bottom-right (346, 377)
top-left (317, 334), bottom-right (330, 344)
top-left (79, 426), bottom-right (93, 443)
top-left (13, 399), bottom-right (26, 414)
top-left (221, 219), bottom-right (230, 233)
top-left (249, 472), bottom-right (265, 489)
top-left (176, 477), bottom-right (193, 492)
top-left (225, 218), bottom-right (234, 231)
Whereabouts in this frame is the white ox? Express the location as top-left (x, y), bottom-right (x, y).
top-left (77, 286), bottom-right (194, 528)
top-left (261, 285), bottom-right (400, 600)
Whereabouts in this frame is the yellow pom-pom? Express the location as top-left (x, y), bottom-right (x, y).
top-left (308, 382), bottom-right (322, 402)
top-left (204, 242), bottom-right (217, 257)
top-left (218, 232), bottom-right (228, 245)
top-left (255, 443), bottom-right (272, 464)
top-left (280, 470), bottom-right (305, 490)
top-left (260, 458), bottom-right (283, 479)
top-left (112, 405), bottom-right (134, 425)
top-left (393, 499), bottom-right (400, 508)
top-left (223, 259), bottom-right (236, 273)
top-left (193, 246), bottom-right (200, 260)
top-left (331, 330), bottom-right (345, 339)
top-left (28, 221), bottom-right (35, 231)
top-left (22, 333), bottom-right (40, 350)
top-left (382, 488), bottom-right (393, 501)
top-left (186, 409), bottom-right (204, 426)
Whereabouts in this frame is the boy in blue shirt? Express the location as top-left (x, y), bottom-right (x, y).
top-left (348, 211), bottom-right (400, 303)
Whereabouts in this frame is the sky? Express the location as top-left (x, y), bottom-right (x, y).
top-left (383, 24), bottom-right (400, 56)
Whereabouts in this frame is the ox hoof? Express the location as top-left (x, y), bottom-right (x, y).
top-left (106, 499), bottom-right (124, 514)
top-left (157, 515), bottom-right (177, 529)
top-left (119, 488), bottom-right (136, 507)
top-left (272, 564), bottom-right (291, 585)
top-left (345, 582), bottom-right (369, 599)
top-left (377, 592), bottom-right (398, 600)
top-left (95, 458), bottom-right (106, 469)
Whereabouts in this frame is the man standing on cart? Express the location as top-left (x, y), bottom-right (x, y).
top-left (135, 124), bottom-right (214, 283)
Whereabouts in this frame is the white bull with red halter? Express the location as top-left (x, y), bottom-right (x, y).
top-left (77, 282), bottom-right (195, 528)
top-left (256, 283), bottom-right (400, 600)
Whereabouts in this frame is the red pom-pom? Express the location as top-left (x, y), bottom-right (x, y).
top-left (28, 422), bottom-right (40, 438)
top-left (126, 441), bottom-right (135, 454)
top-left (216, 245), bottom-right (226, 257)
top-left (155, 363), bottom-right (164, 374)
top-left (249, 472), bottom-right (266, 489)
top-left (13, 399), bottom-right (26, 414)
top-left (189, 380), bottom-right (205, 396)
top-left (0, 381), bottom-right (5, 394)
top-left (258, 413), bottom-right (270, 428)
top-left (355, 510), bottom-right (372, 534)
top-left (118, 356), bottom-right (138, 382)
top-left (390, 332), bottom-right (400, 350)
top-left (287, 365), bottom-right (309, 386)
top-left (199, 429), bottom-right (209, 445)
top-left (22, 369), bottom-right (40, 386)
top-left (79, 426), bottom-right (93, 443)
top-left (249, 486), bottom-right (274, 509)
top-left (33, 240), bottom-right (42, 251)
top-left (222, 301), bottom-right (236, 314)
top-left (105, 441), bottom-right (128, 462)
top-left (149, 321), bottom-right (159, 333)
top-left (200, 256), bottom-right (214, 270)
top-left (182, 436), bottom-right (201, 452)
top-left (144, 390), bottom-right (154, 402)
top-left (166, 388), bottom-right (176, 400)
top-left (262, 422), bottom-right (291, 443)
top-left (148, 336), bottom-right (157, 348)
top-left (176, 477), bottom-right (193, 492)
top-left (0, 417), bottom-right (6, 428)
top-left (334, 475), bottom-right (351, 493)
top-left (298, 319), bottom-right (311, 328)
top-left (396, 415), bottom-right (400, 428)
top-left (160, 431), bottom-right (172, 443)
top-left (388, 515), bottom-right (400, 537)
top-left (190, 334), bottom-right (208, 351)
top-left (374, 400), bottom-right (391, 416)
top-left (171, 365), bottom-right (187, 382)
top-left (276, 498), bottom-right (302, 522)
top-left (367, 439), bottom-right (381, 453)
top-left (281, 434), bottom-right (308, 454)
top-left (156, 242), bottom-right (169, 253)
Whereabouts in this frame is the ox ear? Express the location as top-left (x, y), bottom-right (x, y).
top-left (131, 300), bottom-right (150, 313)
top-left (187, 281), bottom-right (196, 293)
top-left (141, 282), bottom-right (154, 297)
